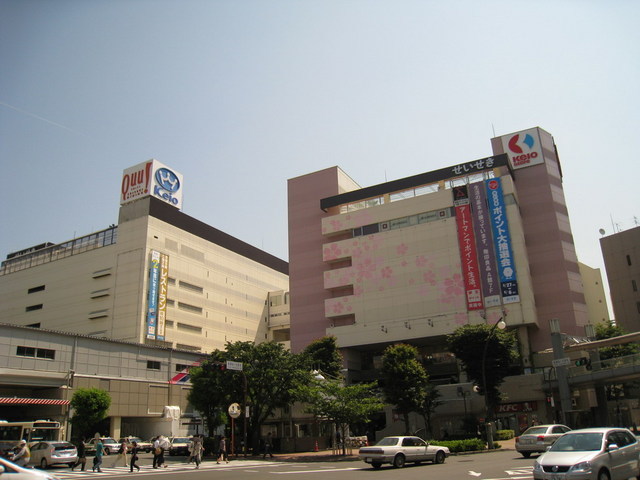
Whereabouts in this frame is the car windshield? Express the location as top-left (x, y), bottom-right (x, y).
top-left (129, 438), bottom-right (143, 443)
top-left (375, 437), bottom-right (400, 446)
top-left (550, 433), bottom-right (602, 452)
top-left (54, 443), bottom-right (75, 450)
top-left (172, 438), bottom-right (190, 443)
top-left (103, 438), bottom-right (118, 444)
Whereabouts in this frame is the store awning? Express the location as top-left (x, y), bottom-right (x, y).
top-left (0, 397), bottom-right (69, 406)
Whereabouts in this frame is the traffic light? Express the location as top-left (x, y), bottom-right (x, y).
top-left (207, 362), bottom-right (226, 371)
top-left (575, 357), bottom-right (592, 369)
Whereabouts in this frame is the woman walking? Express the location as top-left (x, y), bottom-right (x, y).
top-left (129, 441), bottom-right (140, 472)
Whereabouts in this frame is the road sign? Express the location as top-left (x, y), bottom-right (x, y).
top-left (552, 357), bottom-right (570, 367)
top-left (228, 403), bottom-right (241, 418)
top-left (226, 360), bottom-right (243, 371)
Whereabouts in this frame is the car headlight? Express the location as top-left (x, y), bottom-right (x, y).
top-left (533, 462), bottom-right (543, 472)
top-left (569, 461), bottom-right (592, 473)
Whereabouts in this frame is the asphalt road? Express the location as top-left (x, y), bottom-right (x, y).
top-left (33, 450), bottom-right (537, 480)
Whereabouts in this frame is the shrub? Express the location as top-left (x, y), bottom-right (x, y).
top-left (496, 429), bottom-right (514, 440)
top-left (429, 438), bottom-right (485, 453)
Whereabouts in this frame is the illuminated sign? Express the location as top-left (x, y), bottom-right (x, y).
top-left (500, 128), bottom-right (544, 170)
top-left (121, 160), bottom-right (183, 209)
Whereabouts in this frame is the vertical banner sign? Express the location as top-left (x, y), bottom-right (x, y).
top-left (156, 253), bottom-right (170, 341)
top-left (485, 178), bottom-right (520, 303)
top-left (469, 183), bottom-right (501, 307)
top-left (453, 186), bottom-right (484, 311)
top-left (146, 250), bottom-right (161, 339)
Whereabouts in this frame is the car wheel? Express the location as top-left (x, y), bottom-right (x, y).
top-left (371, 462), bottom-right (382, 469)
top-left (520, 451), bottom-right (531, 458)
top-left (40, 458), bottom-right (48, 469)
top-left (435, 450), bottom-right (446, 464)
top-left (597, 468), bottom-right (611, 480)
top-left (393, 454), bottom-right (405, 468)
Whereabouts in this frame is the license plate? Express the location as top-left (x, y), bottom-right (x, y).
top-left (550, 475), bottom-right (564, 480)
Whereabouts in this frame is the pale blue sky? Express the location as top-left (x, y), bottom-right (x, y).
top-left (1, 1), bottom-right (638, 299)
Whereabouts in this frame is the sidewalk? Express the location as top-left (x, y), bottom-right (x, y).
top-left (268, 437), bottom-right (516, 462)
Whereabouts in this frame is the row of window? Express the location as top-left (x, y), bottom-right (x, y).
top-left (16, 346), bottom-right (55, 360)
top-left (352, 207), bottom-right (454, 238)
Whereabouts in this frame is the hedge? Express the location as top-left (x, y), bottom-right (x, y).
top-left (429, 438), bottom-right (486, 453)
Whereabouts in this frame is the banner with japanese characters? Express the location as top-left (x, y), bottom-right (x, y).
top-left (146, 250), bottom-right (161, 339)
top-left (156, 253), bottom-right (170, 341)
top-left (469, 182), bottom-right (502, 307)
top-left (453, 186), bottom-right (484, 311)
top-left (485, 178), bottom-right (520, 303)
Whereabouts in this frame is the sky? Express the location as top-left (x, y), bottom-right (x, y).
top-left (1, 0), bottom-right (638, 307)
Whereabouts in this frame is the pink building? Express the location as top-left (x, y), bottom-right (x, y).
top-left (288, 127), bottom-right (588, 379)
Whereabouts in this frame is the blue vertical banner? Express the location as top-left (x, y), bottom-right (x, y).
top-left (146, 250), bottom-right (161, 339)
top-left (485, 178), bottom-right (520, 304)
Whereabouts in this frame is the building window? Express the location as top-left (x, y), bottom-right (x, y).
top-left (25, 304), bottom-right (43, 312)
top-left (147, 360), bottom-right (161, 370)
top-left (175, 364), bottom-right (191, 372)
top-left (179, 281), bottom-right (204, 294)
top-left (16, 346), bottom-right (55, 360)
top-left (178, 302), bottom-right (203, 314)
top-left (28, 285), bottom-right (45, 294)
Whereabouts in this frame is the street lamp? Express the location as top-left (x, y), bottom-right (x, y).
top-left (481, 317), bottom-right (506, 450)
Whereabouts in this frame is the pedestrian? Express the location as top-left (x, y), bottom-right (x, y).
top-left (11, 440), bottom-right (30, 467)
top-left (217, 435), bottom-right (228, 464)
top-left (129, 441), bottom-right (140, 472)
top-left (191, 436), bottom-right (203, 469)
top-left (263, 432), bottom-right (274, 459)
top-left (71, 437), bottom-right (86, 471)
top-left (93, 437), bottom-right (105, 472)
top-left (153, 435), bottom-right (169, 468)
top-left (112, 439), bottom-right (128, 467)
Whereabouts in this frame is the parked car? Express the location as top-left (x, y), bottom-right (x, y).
top-left (84, 437), bottom-right (119, 455)
top-left (0, 456), bottom-right (58, 480)
top-left (516, 424), bottom-right (572, 458)
top-left (358, 435), bottom-right (450, 469)
top-left (533, 427), bottom-right (640, 480)
top-left (28, 441), bottom-right (77, 469)
top-left (117, 437), bottom-right (153, 453)
top-left (168, 437), bottom-right (191, 456)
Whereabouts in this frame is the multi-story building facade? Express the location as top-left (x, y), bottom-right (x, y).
top-left (0, 160), bottom-right (289, 353)
top-left (288, 127), bottom-right (599, 434)
top-left (600, 225), bottom-right (640, 331)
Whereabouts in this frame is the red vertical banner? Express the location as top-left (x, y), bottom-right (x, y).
top-left (453, 186), bottom-right (484, 311)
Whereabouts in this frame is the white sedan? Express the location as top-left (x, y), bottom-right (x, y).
top-left (0, 456), bottom-right (58, 480)
top-left (358, 435), bottom-right (450, 468)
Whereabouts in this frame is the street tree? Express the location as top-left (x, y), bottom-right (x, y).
top-left (417, 381), bottom-right (442, 439)
top-left (188, 351), bottom-right (231, 437)
top-left (300, 377), bottom-right (385, 455)
top-left (301, 335), bottom-right (343, 378)
top-left (380, 343), bottom-right (429, 434)
top-left (70, 388), bottom-right (111, 438)
top-left (447, 323), bottom-right (518, 414)
top-left (595, 320), bottom-right (639, 360)
top-left (189, 341), bottom-right (308, 452)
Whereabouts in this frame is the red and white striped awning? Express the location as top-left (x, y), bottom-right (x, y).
top-left (0, 397), bottom-right (69, 406)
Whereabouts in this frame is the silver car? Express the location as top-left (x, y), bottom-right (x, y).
top-left (28, 441), bottom-right (78, 469)
top-left (533, 427), bottom-right (640, 480)
top-left (358, 435), bottom-right (450, 469)
top-left (517, 424), bottom-right (572, 458)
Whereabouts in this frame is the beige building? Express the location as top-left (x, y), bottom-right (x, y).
top-left (600, 225), bottom-right (640, 332)
top-left (0, 161), bottom-right (289, 353)
top-left (578, 262), bottom-right (611, 327)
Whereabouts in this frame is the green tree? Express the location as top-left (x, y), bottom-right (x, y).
top-left (301, 336), bottom-right (343, 378)
top-left (189, 341), bottom-right (308, 452)
top-left (380, 344), bottom-right (429, 434)
top-left (70, 388), bottom-right (111, 438)
top-left (595, 320), bottom-right (639, 360)
top-left (300, 377), bottom-right (385, 455)
top-left (447, 323), bottom-right (518, 414)
top-left (417, 381), bottom-right (442, 439)
top-left (188, 351), bottom-right (232, 437)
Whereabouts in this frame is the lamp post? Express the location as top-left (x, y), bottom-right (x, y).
top-left (481, 317), bottom-right (506, 450)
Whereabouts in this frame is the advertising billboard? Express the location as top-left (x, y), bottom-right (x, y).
top-left (453, 186), bottom-right (484, 311)
top-left (499, 128), bottom-right (545, 170)
top-left (121, 159), bottom-right (184, 209)
top-left (156, 253), bottom-right (169, 341)
top-left (146, 250), bottom-right (161, 340)
top-left (485, 178), bottom-right (520, 304)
